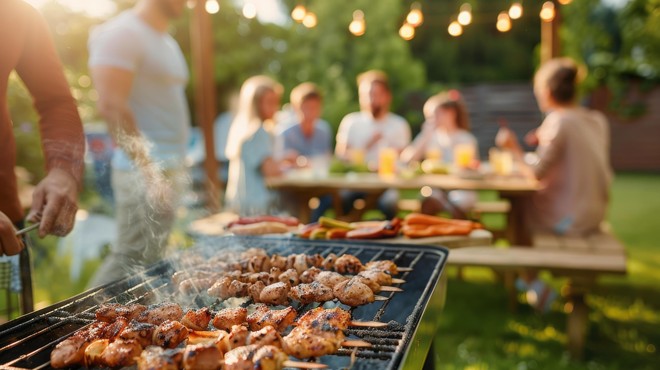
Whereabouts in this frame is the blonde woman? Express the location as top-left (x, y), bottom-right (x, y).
top-left (401, 90), bottom-right (479, 218)
top-left (225, 75), bottom-right (284, 215)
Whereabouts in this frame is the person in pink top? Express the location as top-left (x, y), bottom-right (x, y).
top-left (496, 57), bottom-right (613, 311)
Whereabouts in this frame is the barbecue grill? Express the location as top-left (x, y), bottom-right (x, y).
top-left (0, 236), bottom-right (449, 370)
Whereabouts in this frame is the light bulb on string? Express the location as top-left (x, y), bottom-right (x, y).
top-left (558, 0), bottom-right (572, 5)
top-left (496, 11), bottom-right (512, 32)
top-left (448, 21), bottom-right (463, 37)
top-left (243, 3), bottom-right (256, 19)
top-left (291, 5), bottom-right (306, 22)
top-left (349, 10), bottom-right (366, 36)
top-left (540, 1), bottom-right (555, 22)
top-left (303, 12), bottom-right (317, 28)
top-left (457, 4), bottom-right (472, 26)
top-left (205, 0), bottom-right (220, 14)
top-left (406, 2), bottom-right (424, 27)
top-left (509, 2), bottom-right (523, 20)
top-left (186, 0), bottom-right (195, 10)
top-left (399, 22), bottom-right (415, 40)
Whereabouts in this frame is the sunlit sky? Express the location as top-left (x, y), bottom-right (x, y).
top-left (22, 0), bottom-right (288, 24)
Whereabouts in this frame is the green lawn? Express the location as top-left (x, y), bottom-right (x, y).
top-left (3, 173), bottom-right (659, 369)
top-left (433, 173), bottom-right (660, 369)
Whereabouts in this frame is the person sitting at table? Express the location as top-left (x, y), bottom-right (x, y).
top-left (335, 70), bottom-right (411, 219)
top-left (275, 82), bottom-right (333, 222)
top-left (225, 75), bottom-right (286, 216)
top-left (496, 57), bottom-right (613, 312)
top-left (401, 90), bottom-right (479, 219)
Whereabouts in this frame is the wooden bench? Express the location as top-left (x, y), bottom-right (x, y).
top-left (446, 229), bottom-right (627, 360)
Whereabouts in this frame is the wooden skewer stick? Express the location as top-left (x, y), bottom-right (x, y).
top-left (341, 339), bottom-right (372, 347)
top-left (374, 295), bottom-right (388, 301)
top-left (397, 267), bottom-right (413, 272)
top-left (379, 286), bottom-right (403, 292)
top-left (283, 360), bottom-right (328, 369)
top-left (391, 278), bottom-right (406, 284)
top-left (350, 321), bottom-right (388, 328)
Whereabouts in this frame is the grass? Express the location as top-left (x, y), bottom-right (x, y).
top-left (2, 173), bottom-right (659, 369)
top-left (433, 172), bottom-right (660, 369)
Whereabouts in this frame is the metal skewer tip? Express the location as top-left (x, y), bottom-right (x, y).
top-left (15, 222), bottom-right (40, 236)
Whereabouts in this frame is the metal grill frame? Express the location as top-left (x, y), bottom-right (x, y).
top-left (0, 236), bottom-right (449, 370)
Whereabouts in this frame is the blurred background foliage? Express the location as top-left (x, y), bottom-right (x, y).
top-left (10, 0), bottom-right (659, 179)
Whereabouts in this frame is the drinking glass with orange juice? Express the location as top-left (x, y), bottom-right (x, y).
top-left (453, 143), bottom-right (475, 169)
top-left (378, 147), bottom-right (398, 178)
top-left (349, 148), bottom-right (365, 166)
top-left (425, 148), bottom-right (442, 162)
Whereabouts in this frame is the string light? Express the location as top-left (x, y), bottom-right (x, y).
top-left (291, 5), bottom-right (306, 23)
top-left (406, 2), bottom-right (424, 27)
top-left (558, 0), bottom-right (572, 4)
top-left (448, 20), bottom-right (463, 37)
top-left (509, 2), bottom-right (523, 20)
top-left (496, 11), bottom-right (512, 32)
top-left (399, 22), bottom-right (415, 40)
top-left (242, 2), bottom-right (256, 19)
top-left (458, 4), bottom-right (472, 26)
top-left (205, 0), bottom-right (219, 14)
top-left (303, 12), bottom-right (317, 28)
top-left (349, 10), bottom-right (366, 36)
top-left (540, 1), bottom-right (555, 22)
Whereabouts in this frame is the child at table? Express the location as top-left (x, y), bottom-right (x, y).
top-left (225, 75), bottom-right (286, 216)
top-left (401, 90), bottom-right (479, 218)
top-left (496, 58), bottom-right (613, 312)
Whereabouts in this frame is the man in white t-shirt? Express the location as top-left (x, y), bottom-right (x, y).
top-left (87, 0), bottom-right (190, 287)
top-left (335, 70), bottom-right (411, 219)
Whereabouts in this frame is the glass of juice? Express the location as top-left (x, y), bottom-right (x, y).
top-left (378, 147), bottom-right (398, 178)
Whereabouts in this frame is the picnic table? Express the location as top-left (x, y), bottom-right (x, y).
top-left (266, 172), bottom-right (539, 245)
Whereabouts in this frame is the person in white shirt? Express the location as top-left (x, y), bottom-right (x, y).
top-left (335, 70), bottom-right (411, 219)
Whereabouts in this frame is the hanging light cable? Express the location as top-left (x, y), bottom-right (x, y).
top-left (349, 10), bottom-right (366, 36)
top-left (457, 3), bottom-right (472, 26)
top-left (406, 2), bottom-right (424, 27)
top-left (509, 2), bottom-right (523, 20)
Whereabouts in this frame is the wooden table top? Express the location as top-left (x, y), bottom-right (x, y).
top-left (267, 172), bottom-right (539, 193)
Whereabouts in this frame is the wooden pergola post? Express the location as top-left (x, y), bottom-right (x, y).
top-left (541, 0), bottom-right (561, 63)
top-left (191, 2), bottom-right (220, 211)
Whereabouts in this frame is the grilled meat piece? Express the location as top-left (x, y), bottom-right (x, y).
top-left (296, 307), bottom-right (351, 331)
top-left (282, 323), bottom-right (345, 359)
top-left (247, 305), bottom-right (297, 332)
top-left (207, 277), bottom-right (249, 299)
top-left (288, 281), bottom-right (334, 304)
top-left (179, 277), bottom-right (214, 295)
top-left (289, 254), bottom-right (309, 274)
top-left (181, 307), bottom-right (212, 330)
top-left (137, 303), bottom-right (184, 325)
top-left (137, 346), bottom-right (183, 370)
top-left (226, 325), bottom-right (249, 350)
top-left (333, 279), bottom-right (374, 306)
top-left (83, 339), bottom-right (108, 367)
top-left (95, 303), bottom-right (147, 322)
top-left (119, 320), bottom-right (157, 347)
top-left (249, 281), bottom-right (266, 302)
top-left (321, 253), bottom-right (337, 271)
top-left (152, 320), bottom-right (189, 349)
top-left (299, 267), bottom-right (321, 283)
top-left (350, 275), bottom-right (381, 293)
top-left (101, 316), bottom-right (129, 339)
top-left (315, 271), bottom-right (348, 289)
top-left (270, 255), bottom-right (287, 270)
top-left (247, 254), bottom-right (271, 273)
top-left (247, 325), bottom-right (283, 348)
top-left (306, 254), bottom-right (325, 268)
top-left (277, 268), bottom-right (299, 286)
top-left (365, 260), bottom-right (398, 274)
top-left (50, 321), bottom-right (108, 368)
top-left (182, 343), bottom-right (223, 370)
top-left (101, 338), bottom-right (143, 368)
top-left (358, 269), bottom-right (393, 286)
top-left (259, 282), bottom-right (290, 305)
top-left (212, 307), bottom-right (248, 332)
top-left (334, 254), bottom-right (364, 274)
top-left (224, 344), bottom-right (288, 370)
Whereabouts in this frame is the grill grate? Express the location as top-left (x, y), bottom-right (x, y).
top-left (0, 236), bottom-right (448, 370)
